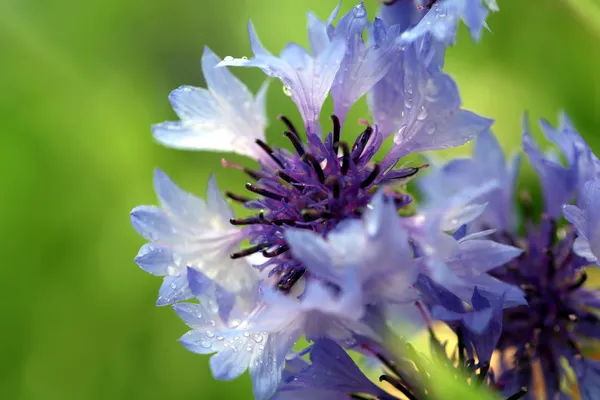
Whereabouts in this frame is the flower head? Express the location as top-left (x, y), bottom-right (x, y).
top-left (418, 115), bottom-right (600, 398)
top-left (380, 0), bottom-right (499, 45)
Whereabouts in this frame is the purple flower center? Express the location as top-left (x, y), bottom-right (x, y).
top-left (222, 115), bottom-right (422, 291)
top-left (491, 218), bottom-right (599, 391)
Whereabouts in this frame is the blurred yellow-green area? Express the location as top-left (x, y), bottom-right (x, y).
top-left (2, 0), bottom-right (600, 399)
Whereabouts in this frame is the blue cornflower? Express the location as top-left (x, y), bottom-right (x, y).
top-left (418, 114), bottom-right (600, 399)
top-left (137, 2), bottom-right (491, 297)
top-left (379, 0), bottom-right (499, 45)
top-left (564, 179), bottom-right (600, 265)
top-left (131, 2), bottom-right (517, 398)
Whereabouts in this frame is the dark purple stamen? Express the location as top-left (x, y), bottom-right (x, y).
top-left (255, 139), bottom-right (285, 168)
top-left (566, 271), bottom-right (587, 291)
top-left (229, 216), bottom-right (263, 226)
top-left (277, 268), bottom-right (305, 292)
top-left (276, 170), bottom-right (302, 188)
top-left (225, 191), bottom-right (251, 203)
top-left (331, 115), bottom-right (341, 153)
top-left (230, 243), bottom-right (269, 259)
top-left (338, 142), bottom-right (350, 175)
top-left (277, 115), bottom-right (298, 136)
top-left (301, 153), bottom-right (326, 183)
top-left (245, 183), bottom-right (286, 201)
top-left (284, 130), bottom-right (305, 156)
top-left (360, 164), bottom-right (380, 189)
top-left (262, 245), bottom-right (289, 258)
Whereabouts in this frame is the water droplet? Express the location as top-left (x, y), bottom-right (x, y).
top-left (425, 123), bottom-right (436, 135)
top-left (253, 334), bottom-right (263, 343)
top-left (206, 330), bottom-right (215, 338)
top-left (246, 344), bottom-right (254, 352)
top-left (282, 85), bottom-right (292, 97)
top-left (210, 320), bottom-right (216, 327)
top-left (406, 83), bottom-right (413, 94)
top-left (223, 56), bottom-right (234, 62)
top-left (201, 340), bottom-right (211, 349)
top-left (241, 56), bottom-right (248, 60)
top-left (170, 282), bottom-right (177, 289)
top-left (417, 106), bottom-right (428, 121)
top-left (353, 3), bottom-right (367, 18)
top-left (217, 336), bottom-right (224, 341)
top-left (404, 97), bottom-right (413, 109)
top-left (243, 332), bottom-right (250, 338)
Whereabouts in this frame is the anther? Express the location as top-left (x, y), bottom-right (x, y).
top-left (331, 115), bottom-right (341, 153)
top-left (230, 243), bottom-right (269, 259)
top-left (506, 388), bottom-right (528, 400)
top-left (360, 164), bottom-right (380, 189)
top-left (277, 115), bottom-right (298, 136)
top-left (262, 245), bottom-right (289, 258)
top-left (255, 139), bottom-right (285, 168)
top-left (302, 209), bottom-right (333, 221)
top-left (567, 271), bottom-right (587, 291)
top-left (229, 216), bottom-right (262, 226)
top-left (275, 170), bottom-right (302, 189)
top-left (301, 153), bottom-right (326, 183)
top-left (245, 183), bottom-right (286, 201)
top-left (283, 130), bottom-right (305, 156)
top-left (337, 142), bottom-right (350, 175)
top-left (225, 191), bottom-right (251, 203)
top-left (277, 268), bottom-right (305, 292)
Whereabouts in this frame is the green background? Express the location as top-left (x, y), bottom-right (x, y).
top-left (2, 0), bottom-right (599, 399)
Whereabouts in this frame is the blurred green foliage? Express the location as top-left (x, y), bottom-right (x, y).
top-left (1, 0), bottom-right (599, 399)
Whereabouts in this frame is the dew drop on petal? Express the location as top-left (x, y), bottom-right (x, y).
top-left (283, 85), bottom-right (292, 97)
top-left (223, 56), bottom-right (234, 62)
top-left (417, 106), bottom-right (428, 121)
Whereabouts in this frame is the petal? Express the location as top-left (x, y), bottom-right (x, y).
top-left (523, 114), bottom-right (577, 217)
top-left (329, 3), bottom-right (400, 124)
top-left (249, 334), bottom-right (284, 400)
top-left (399, 0), bottom-right (495, 45)
top-left (153, 168), bottom-right (208, 222)
top-left (209, 344), bottom-right (252, 380)
top-left (173, 302), bottom-right (219, 329)
top-left (285, 229), bottom-right (340, 283)
top-left (152, 47), bottom-right (267, 159)
top-left (373, 35), bottom-right (491, 166)
top-left (134, 243), bottom-right (173, 276)
top-left (206, 174), bottom-right (234, 222)
top-left (449, 239), bottom-right (523, 275)
top-left (186, 267), bottom-right (214, 297)
top-left (220, 21), bottom-right (345, 136)
top-left (130, 205), bottom-right (178, 242)
top-left (306, 11), bottom-right (329, 55)
top-left (157, 275), bottom-right (192, 306)
top-left (291, 339), bottom-right (387, 397)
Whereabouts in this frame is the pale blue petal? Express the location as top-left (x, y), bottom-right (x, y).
top-left (250, 334), bottom-right (284, 400)
top-left (134, 243), bottom-right (172, 276)
top-left (306, 11), bottom-right (329, 55)
top-left (152, 47), bottom-right (267, 159)
top-left (219, 21), bottom-right (345, 136)
top-left (130, 205), bottom-right (177, 242)
top-left (153, 168), bottom-right (207, 221)
top-left (157, 275), bottom-right (192, 306)
top-left (523, 115), bottom-right (577, 217)
top-left (449, 239), bottom-right (523, 274)
top-left (206, 174), bottom-right (234, 221)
